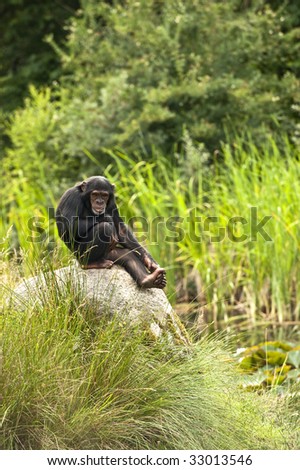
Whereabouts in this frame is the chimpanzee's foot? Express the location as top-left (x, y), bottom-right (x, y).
top-left (82, 259), bottom-right (114, 269)
top-left (154, 269), bottom-right (167, 288)
top-left (140, 268), bottom-right (167, 289)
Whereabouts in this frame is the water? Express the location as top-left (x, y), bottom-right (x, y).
top-left (175, 303), bottom-right (300, 347)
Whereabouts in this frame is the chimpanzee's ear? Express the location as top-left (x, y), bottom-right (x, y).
top-left (111, 184), bottom-right (115, 191)
top-left (79, 181), bottom-right (87, 192)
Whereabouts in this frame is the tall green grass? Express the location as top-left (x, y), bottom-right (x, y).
top-left (103, 137), bottom-right (300, 327)
top-left (1, 267), bottom-right (289, 449)
top-left (207, 137), bottom-right (300, 327)
top-left (1, 135), bottom-right (300, 325)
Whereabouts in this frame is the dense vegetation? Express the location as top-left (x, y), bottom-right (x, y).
top-left (0, 0), bottom-right (79, 112)
top-left (1, 0), bottom-right (300, 450)
top-left (1, 271), bottom-right (298, 449)
top-left (1, 0), bottom-right (300, 164)
top-left (2, 136), bottom-right (300, 328)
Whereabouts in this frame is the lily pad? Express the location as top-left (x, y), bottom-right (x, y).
top-left (235, 341), bottom-right (300, 390)
top-left (265, 351), bottom-right (287, 366)
top-left (239, 356), bottom-right (255, 371)
top-left (241, 345), bottom-right (262, 356)
top-left (287, 350), bottom-right (300, 369)
top-left (260, 341), bottom-right (293, 352)
top-left (287, 369), bottom-right (300, 379)
top-left (274, 365), bottom-right (291, 374)
top-left (242, 370), bottom-right (266, 386)
top-left (264, 374), bottom-right (286, 386)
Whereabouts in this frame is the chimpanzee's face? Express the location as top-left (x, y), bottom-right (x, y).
top-left (79, 176), bottom-right (115, 214)
top-left (90, 190), bottom-right (109, 215)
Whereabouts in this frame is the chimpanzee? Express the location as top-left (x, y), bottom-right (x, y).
top-left (56, 176), bottom-right (167, 289)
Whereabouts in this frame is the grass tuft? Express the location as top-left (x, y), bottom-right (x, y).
top-left (1, 269), bottom-right (288, 449)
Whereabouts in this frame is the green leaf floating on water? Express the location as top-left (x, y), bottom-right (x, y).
top-left (287, 350), bottom-right (300, 368)
top-left (236, 341), bottom-right (300, 389)
top-left (261, 341), bottom-right (293, 351)
top-left (274, 365), bottom-right (291, 375)
top-left (287, 369), bottom-right (300, 379)
top-left (259, 341), bottom-right (293, 352)
top-left (265, 351), bottom-right (287, 366)
top-left (239, 350), bottom-right (265, 370)
top-left (264, 374), bottom-right (286, 386)
top-left (239, 356), bottom-right (255, 371)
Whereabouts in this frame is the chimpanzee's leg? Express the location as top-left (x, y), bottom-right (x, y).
top-left (80, 222), bottom-right (117, 269)
top-left (79, 222), bottom-right (166, 288)
top-left (107, 248), bottom-right (167, 289)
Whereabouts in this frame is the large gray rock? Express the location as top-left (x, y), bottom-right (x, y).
top-left (13, 264), bottom-right (189, 344)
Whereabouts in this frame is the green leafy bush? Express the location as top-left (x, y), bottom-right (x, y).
top-left (0, 0), bottom-right (79, 112)
top-left (56, 0), bottom-right (300, 155)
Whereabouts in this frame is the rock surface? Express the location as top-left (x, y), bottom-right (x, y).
top-left (13, 264), bottom-right (189, 343)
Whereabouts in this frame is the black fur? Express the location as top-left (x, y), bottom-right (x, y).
top-left (55, 176), bottom-right (159, 276)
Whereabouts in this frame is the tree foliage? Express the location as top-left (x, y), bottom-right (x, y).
top-left (56, 0), bottom-right (300, 154)
top-left (0, 0), bottom-right (79, 112)
top-left (1, 0), bottom-right (300, 175)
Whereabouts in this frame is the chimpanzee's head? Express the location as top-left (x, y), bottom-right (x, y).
top-left (78, 176), bottom-right (116, 215)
